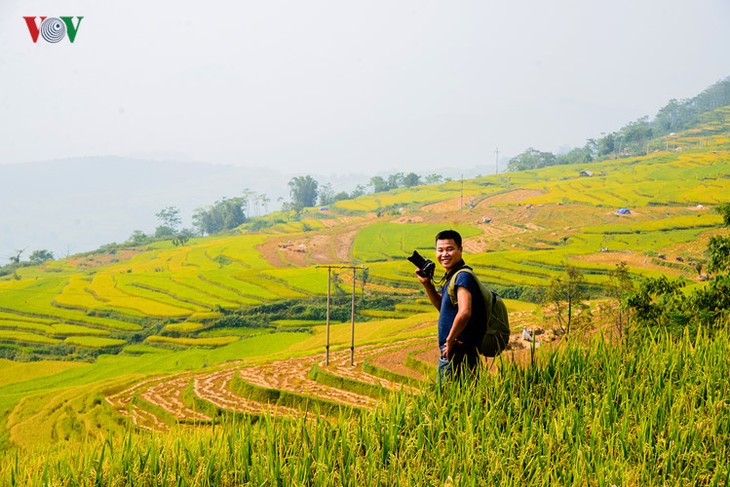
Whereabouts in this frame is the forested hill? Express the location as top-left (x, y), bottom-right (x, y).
top-left (508, 76), bottom-right (730, 171)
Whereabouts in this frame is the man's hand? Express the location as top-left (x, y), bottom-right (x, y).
top-left (415, 268), bottom-right (432, 285)
top-left (441, 337), bottom-right (463, 360)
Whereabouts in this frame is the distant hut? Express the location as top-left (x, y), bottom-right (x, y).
top-left (579, 169), bottom-right (593, 177)
top-left (616, 208), bottom-right (631, 215)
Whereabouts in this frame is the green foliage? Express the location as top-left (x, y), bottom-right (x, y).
top-left (707, 234), bottom-right (730, 275)
top-left (627, 276), bottom-right (688, 332)
top-left (171, 232), bottom-right (191, 247)
top-left (288, 175), bottom-right (319, 210)
top-left (28, 250), bottom-right (54, 265)
top-left (544, 264), bottom-right (589, 335)
top-left (508, 147), bottom-right (557, 171)
top-left (402, 172), bottom-right (421, 187)
top-left (192, 197), bottom-right (246, 235)
top-left (156, 206), bottom-right (182, 231)
top-left (626, 271), bottom-right (730, 340)
top-left (211, 295), bottom-right (406, 332)
top-left (692, 274), bottom-right (730, 328)
top-left (369, 172), bottom-right (430, 193)
top-left (606, 262), bottom-right (635, 338)
top-left (507, 77), bottom-right (730, 169)
top-left (317, 182), bottom-right (334, 206)
top-left (715, 201), bottom-right (730, 226)
top-left (126, 230), bottom-right (150, 246)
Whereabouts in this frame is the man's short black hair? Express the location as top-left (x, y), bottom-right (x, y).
top-left (435, 230), bottom-right (462, 248)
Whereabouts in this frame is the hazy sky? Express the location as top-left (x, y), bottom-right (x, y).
top-left (1, 0), bottom-right (729, 175)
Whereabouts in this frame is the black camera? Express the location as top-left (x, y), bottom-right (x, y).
top-left (408, 250), bottom-right (436, 279)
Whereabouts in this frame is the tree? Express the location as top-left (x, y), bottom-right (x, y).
top-left (402, 173), bottom-right (422, 187)
top-left (619, 116), bottom-right (653, 149)
top-left (155, 206), bottom-right (182, 237)
top-left (318, 183), bottom-right (335, 206)
top-left (626, 276), bottom-right (688, 334)
top-left (556, 146), bottom-right (593, 166)
top-left (192, 197), bottom-right (246, 235)
top-left (425, 174), bottom-right (444, 184)
top-left (127, 230), bottom-right (149, 246)
top-left (242, 190), bottom-right (271, 217)
top-left (654, 98), bottom-right (694, 133)
top-left (606, 262), bottom-right (635, 339)
top-left (707, 202), bottom-right (730, 275)
top-left (597, 134), bottom-right (616, 157)
top-left (171, 231), bottom-right (192, 247)
top-left (387, 173), bottom-right (404, 189)
top-left (707, 236), bottom-right (730, 276)
top-left (9, 249), bottom-right (25, 264)
top-left (584, 139), bottom-right (599, 159)
top-left (258, 194), bottom-right (271, 215)
top-left (714, 202), bottom-right (730, 226)
top-left (545, 264), bottom-right (588, 335)
top-left (351, 185), bottom-right (366, 198)
top-left (29, 249), bottom-right (54, 264)
top-left (369, 176), bottom-right (388, 193)
top-left (508, 148), bottom-right (557, 171)
top-left (288, 176), bottom-right (318, 210)
top-left (332, 191), bottom-right (350, 203)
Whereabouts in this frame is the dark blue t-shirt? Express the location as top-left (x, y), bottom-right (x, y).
top-left (438, 268), bottom-right (487, 348)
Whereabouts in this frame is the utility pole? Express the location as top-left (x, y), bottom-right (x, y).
top-left (460, 174), bottom-right (464, 210)
top-left (316, 264), bottom-right (366, 366)
top-left (495, 147), bottom-right (500, 175)
top-left (325, 267), bottom-right (331, 364)
top-left (350, 267), bottom-right (356, 366)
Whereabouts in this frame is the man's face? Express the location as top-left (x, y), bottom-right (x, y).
top-left (436, 238), bottom-right (463, 272)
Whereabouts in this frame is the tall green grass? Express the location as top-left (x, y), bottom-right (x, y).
top-left (4, 328), bottom-right (727, 486)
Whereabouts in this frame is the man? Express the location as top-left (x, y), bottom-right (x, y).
top-left (416, 230), bottom-right (486, 379)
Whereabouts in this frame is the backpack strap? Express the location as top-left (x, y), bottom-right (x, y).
top-left (447, 268), bottom-right (501, 334)
top-left (447, 267), bottom-right (489, 312)
top-left (446, 268), bottom-right (472, 306)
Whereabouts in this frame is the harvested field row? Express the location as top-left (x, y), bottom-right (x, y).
top-left (195, 368), bottom-right (302, 419)
top-left (236, 356), bottom-right (378, 410)
top-left (141, 376), bottom-right (211, 422)
top-left (106, 340), bottom-right (437, 431)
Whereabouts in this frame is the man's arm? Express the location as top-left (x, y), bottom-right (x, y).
top-left (416, 271), bottom-right (441, 311)
top-left (443, 285), bottom-right (472, 359)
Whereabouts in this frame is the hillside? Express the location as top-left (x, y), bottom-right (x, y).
top-left (0, 157), bottom-right (291, 264)
top-left (0, 105), bottom-right (729, 448)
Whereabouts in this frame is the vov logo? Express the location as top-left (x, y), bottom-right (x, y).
top-left (23, 16), bottom-right (84, 43)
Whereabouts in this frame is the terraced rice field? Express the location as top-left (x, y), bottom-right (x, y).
top-left (107, 339), bottom-right (428, 430)
top-left (1, 116), bottom-right (729, 453)
top-left (104, 326), bottom-right (548, 432)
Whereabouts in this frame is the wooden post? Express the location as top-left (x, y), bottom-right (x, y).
top-left (325, 267), bottom-right (331, 365)
top-left (350, 267), bottom-right (356, 366)
top-left (317, 264), bottom-right (366, 368)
